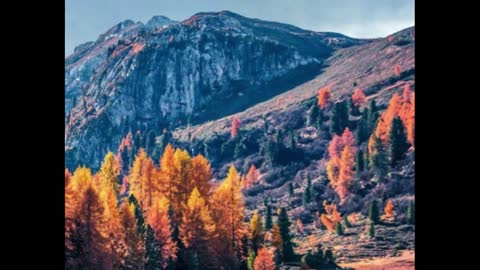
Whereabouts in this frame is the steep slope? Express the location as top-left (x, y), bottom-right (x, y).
top-left (65, 11), bottom-right (363, 170)
top-left (173, 27), bottom-right (414, 142)
top-left (170, 26), bottom-right (415, 263)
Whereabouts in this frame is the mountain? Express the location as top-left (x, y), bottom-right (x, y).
top-left (65, 11), bottom-right (363, 170)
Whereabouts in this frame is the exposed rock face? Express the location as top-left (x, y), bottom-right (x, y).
top-left (65, 11), bottom-right (363, 170)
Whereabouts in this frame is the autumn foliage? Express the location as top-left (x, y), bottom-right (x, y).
top-left (66, 140), bottom-right (248, 269)
top-left (231, 116), bottom-right (241, 138)
top-left (320, 201), bottom-right (342, 231)
top-left (243, 164), bottom-right (260, 189)
top-left (371, 85), bottom-right (415, 146)
top-left (254, 247), bottom-right (276, 270)
top-left (394, 64), bottom-right (401, 76)
top-left (317, 86), bottom-right (331, 109)
top-left (326, 128), bottom-right (357, 202)
top-left (383, 200), bottom-right (396, 220)
top-left (352, 88), bottom-right (367, 107)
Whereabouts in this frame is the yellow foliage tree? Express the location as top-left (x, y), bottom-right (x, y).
top-left (249, 211), bottom-right (264, 252)
top-left (210, 166), bottom-right (247, 265)
top-left (180, 188), bottom-right (216, 269)
top-left (99, 152), bottom-right (120, 194)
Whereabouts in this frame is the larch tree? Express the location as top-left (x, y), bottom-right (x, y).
top-left (172, 148), bottom-right (193, 221)
top-left (253, 247), bottom-right (276, 270)
top-left (189, 154), bottom-right (212, 198)
top-left (98, 170), bottom-right (125, 269)
top-left (394, 64), bottom-right (401, 76)
top-left (317, 86), bottom-right (331, 109)
top-left (249, 211), bottom-right (264, 253)
top-left (147, 196), bottom-right (178, 269)
top-left (159, 144), bottom-right (177, 203)
top-left (296, 219), bottom-right (304, 234)
top-left (231, 116), bottom-right (241, 138)
top-left (210, 166), bottom-right (246, 267)
top-left (336, 145), bottom-right (355, 202)
top-left (128, 148), bottom-right (148, 209)
top-left (180, 188), bottom-right (216, 269)
top-left (320, 201), bottom-right (342, 231)
top-left (374, 93), bottom-right (402, 143)
top-left (119, 199), bottom-right (145, 270)
top-left (76, 185), bottom-right (110, 269)
top-left (352, 88), bottom-right (367, 108)
top-left (99, 152), bottom-right (121, 194)
top-left (384, 200), bottom-right (396, 219)
top-left (271, 223), bottom-right (282, 253)
top-left (246, 164), bottom-right (260, 187)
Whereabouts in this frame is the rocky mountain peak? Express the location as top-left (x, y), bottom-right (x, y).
top-left (145, 15), bottom-right (177, 30)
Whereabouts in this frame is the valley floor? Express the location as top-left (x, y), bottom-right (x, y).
top-left (339, 250), bottom-right (414, 270)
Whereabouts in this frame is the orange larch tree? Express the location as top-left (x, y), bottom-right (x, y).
top-left (173, 148), bottom-right (193, 222)
top-left (189, 154), bottom-right (212, 198)
top-left (352, 88), bottom-right (367, 107)
top-left (98, 166), bottom-right (125, 269)
top-left (384, 199), bottom-right (396, 218)
top-left (254, 247), bottom-right (276, 270)
top-left (119, 199), bottom-right (145, 268)
top-left (147, 196), bottom-right (178, 268)
top-left (317, 86), bottom-right (331, 109)
top-left (336, 146), bottom-right (355, 202)
top-left (320, 201), bottom-right (342, 231)
top-left (394, 64), bottom-right (401, 76)
top-left (210, 166), bottom-right (246, 266)
top-left (159, 144), bottom-right (177, 202)
top-left (128, 148), bottom-right (148, 209)
top-left (231, 116), bottom-right (241, 138)
top-left (246, 164), bottom-right (260, 187)
top-left (180, 188), bottom-right (216, 269)
top-left (374, 93), bottom-right (402, 143)
top-left (296, 219), bottom-right (304, 234)
top-left (76, 185), bottom-right (110, 269)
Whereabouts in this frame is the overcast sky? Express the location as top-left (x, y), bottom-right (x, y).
top-left (65, 0), bottom-right (414, 56)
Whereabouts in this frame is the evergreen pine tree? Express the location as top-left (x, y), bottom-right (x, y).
top-left (287, 130), bottom-right (296, 150)
top-left (389, 117), bottom-right (410, 167)
top-left (265, 205), bottom-right (273, 230)
top-left (407, 201), bottom-right (415, 225)
top-left (128, 194), bottom-right (145, 236)
top-left (367, 100), bottom-right (378, 133)
top-left (288, 183), bottom-right (294, 196)
top-left (368, 223), bottom-right (376, 238)
top-left (302, 175), bottom-right (312, 207)
top-left (343, 215), bottom-right (351, 228)
top-left (277, 208), bottom-right (295, 262)
top-left (370, 135), bottom-right (388, 181)
top-left (330, 101), bottom-right (350, 135)
top-left (368, 200), bottom-right (380, 224)
top-left (187, 251), bottom-right (200, 270)
top-left (335, 222), bottom-right (344, 235)
top-left (308, 102), bottom-right (320, 127)
top-left (145, 225), bottom-right (162, 270)
top-left (356, 149), bottom-right (364, 174)
top-left (145, 129), bottom-right (156, 156)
